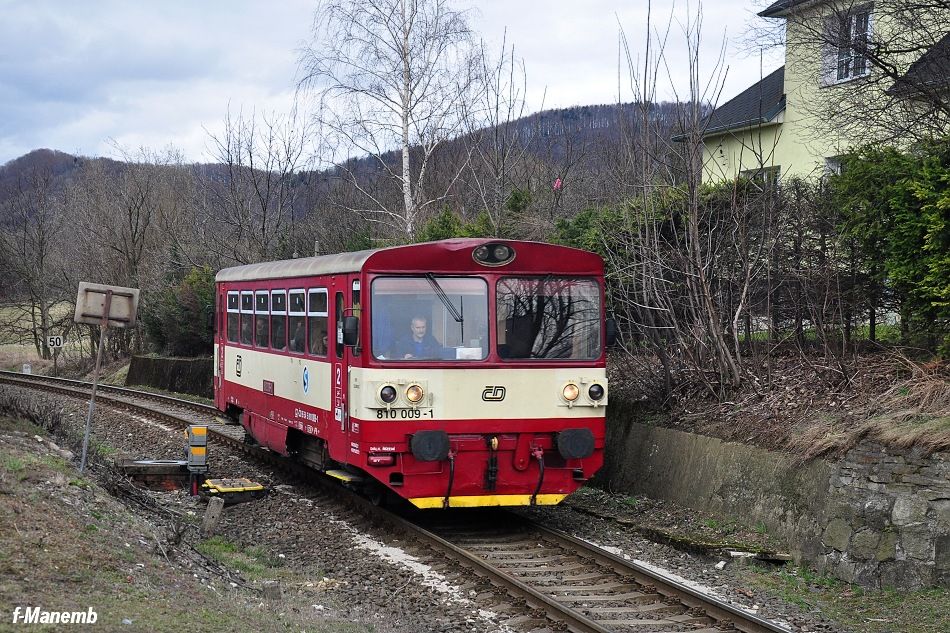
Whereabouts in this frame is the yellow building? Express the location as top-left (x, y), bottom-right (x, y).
top-left (699, 0), bottom-right (950, 183)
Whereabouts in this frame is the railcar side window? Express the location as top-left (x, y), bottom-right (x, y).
top-left (288, 290), bottom-right (306, 353)
top-left (255, 291), bottom-right (270, 348)
top-left (496, 277), bottom-right (602, 360)
top-left (308, 289), bottom-right (328, 356)
top-left (240, 292), bottom-right (253, 346)
top-left (335, 292), bottom-right (344, 359)
top-left (226, 292), bottom-right (239, 343)
top-left (370, 277), bottom-right (489, 361)
top-left (271, 290), bottom-right (287, 350)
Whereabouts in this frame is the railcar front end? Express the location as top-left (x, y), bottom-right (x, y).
top-left (214, 239), bottom-right (610, 509)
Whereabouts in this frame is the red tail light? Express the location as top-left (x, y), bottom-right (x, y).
top-left (367, 453), bottom-right (395, 467)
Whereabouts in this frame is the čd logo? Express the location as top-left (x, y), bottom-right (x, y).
top-left (481, 386), bottom-right (506, 401)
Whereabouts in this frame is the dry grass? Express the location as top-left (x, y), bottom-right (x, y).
top-left (789, 359), bottom-right (950, 459)
top-left (0, 344), bottom-right (47, 372)
top-left (863, 359), bottom-right (950, 454)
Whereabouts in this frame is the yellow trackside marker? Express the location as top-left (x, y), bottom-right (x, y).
top-left (408, 494), bottom-right (567, 509)
top-left (190, 446), bottom-right (207, 456)
top-left (192, 427), bottom-right (207, 436)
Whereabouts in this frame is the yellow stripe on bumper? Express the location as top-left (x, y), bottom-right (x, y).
top-left (408, 494), bottom-right (567, 509)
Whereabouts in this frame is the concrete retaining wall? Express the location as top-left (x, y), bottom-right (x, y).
top-left (600, 408), bottom-right (950, 588)
top-left (125, 355), bottom-right (213, 399)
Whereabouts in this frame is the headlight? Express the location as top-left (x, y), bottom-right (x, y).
top-left (562, 383), bottom-right (580, 402)
top-left (379, 385), bottom-right (397, 404)
top-left (472, 242), bottom-right (515, 266)
top-left (406, 384), bottom-right (425, 404)
top-left (588, 384), bottom-right (605, 401)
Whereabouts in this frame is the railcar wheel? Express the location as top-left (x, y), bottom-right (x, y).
top-left (364, 483), bottom-right (387, 507)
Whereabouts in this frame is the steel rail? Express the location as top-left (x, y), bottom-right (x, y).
top-left (0, 371), bottom-right (793, 633)
top-left (530, 522), bottom-right (792, 633)
top-left (0, 370), bottom-right (218, 415)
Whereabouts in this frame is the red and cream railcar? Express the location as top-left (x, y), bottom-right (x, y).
top-left (214, 239), bottom-right (610, 508)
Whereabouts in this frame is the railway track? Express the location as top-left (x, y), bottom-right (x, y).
top-left (0, 370), bottom-right (792, 633)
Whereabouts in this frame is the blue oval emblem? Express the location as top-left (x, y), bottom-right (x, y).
top-left (302, 367), bottom-right (310, 394)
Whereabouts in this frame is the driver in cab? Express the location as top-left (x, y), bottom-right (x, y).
top-left (393, 315), bottom-right (441, 359)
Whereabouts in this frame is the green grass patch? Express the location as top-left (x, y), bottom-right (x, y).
top-left (2, 455), bottom-right (26, 473)
top-left (745, 564), bottom-right (949, 632)
top-left (0, 416), bottom-right (46, 435)
top-left (0, 450), bottom-right (75, 481)
top-left (91, 440), bottom-right (118, 457)
top-left (196, 537), bottom-right (284, 580)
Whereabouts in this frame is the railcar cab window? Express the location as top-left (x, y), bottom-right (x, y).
top-left (371, 277), bottom-right (488, 361)
top-left (271, 290), bottom-right (287, 350)
top-left (308, 289), bottom-right (329, 356)
top-left (226, 292), bottom-right (240, 343)
top-left (496, 277), bottom-right (602, 360)
top-left (288, 290), bottom-right (306, 354)
top-left (255, 291), bottom-right (269, 348)
top-left (240, 292), bottom-right (253, 346)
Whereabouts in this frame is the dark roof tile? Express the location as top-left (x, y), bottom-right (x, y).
top-left (758, 0), bottom-right (808, 17)
top-left (702, 66), bottom-right (786, 136)
top-left (889, 33), bottom-right (950, 95)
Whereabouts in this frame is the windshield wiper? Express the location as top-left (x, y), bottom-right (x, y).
top-left (426, 274), bottom-right (464, 324)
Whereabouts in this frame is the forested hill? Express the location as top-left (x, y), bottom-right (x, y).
top-left (0, 101), bottom-right (685, 209)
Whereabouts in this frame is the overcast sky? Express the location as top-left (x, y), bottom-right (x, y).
top-left (0, 0), bottom-right (783, 166)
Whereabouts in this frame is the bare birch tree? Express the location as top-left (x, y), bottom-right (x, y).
top-left (299, 0), bottom-right (478, 239)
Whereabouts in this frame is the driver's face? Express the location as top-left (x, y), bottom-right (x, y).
top-left (411, 320), bottom-right (427, 340)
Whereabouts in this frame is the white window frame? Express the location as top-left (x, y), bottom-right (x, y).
top-left (822, 5), bottom-right (872, 86)
top-left (308, 289), bottom-right (329, 317)
top-left (254, 291), bottom-right (270, 348)
top-left (270, 289), bottom-right (287, 351)
top-left (226, 291), bottom-right (240, 343)
top-left (239, 291), bottom-right (254, 346)
top-left (288, 288), bottom-right (307, 355)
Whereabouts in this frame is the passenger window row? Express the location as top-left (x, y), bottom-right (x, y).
top-left (225, 289), bottom-right (329, 356)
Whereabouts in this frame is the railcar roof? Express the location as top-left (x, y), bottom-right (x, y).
top-left (216, 247), bottom-right (377, 282)
top-left (215, 239), bottom-right (603, 283)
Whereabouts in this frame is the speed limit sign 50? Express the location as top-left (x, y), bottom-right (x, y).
top-left (47, 335), bottom-right (64, 348)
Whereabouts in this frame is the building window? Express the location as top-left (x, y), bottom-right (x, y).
top-left (825, 156), bottom-right (843, 176)
top-left (828, 7), bottom-right (871, 82)
top-left (740, 166), bottom-right (781, 191)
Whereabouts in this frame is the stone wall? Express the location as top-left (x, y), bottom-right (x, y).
top-left (125, 355), bottom-right (213, 399)
top-left (600, 408), bottom-right (950, 588)
top-left (822, 443), bottom-right (950, 588)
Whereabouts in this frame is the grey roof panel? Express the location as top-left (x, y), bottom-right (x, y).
top-left (216, 248), bottom-right (379, 282)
